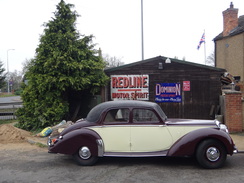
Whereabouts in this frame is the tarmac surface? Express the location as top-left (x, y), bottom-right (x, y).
top-left (0, 96), bottom-right (21, 103)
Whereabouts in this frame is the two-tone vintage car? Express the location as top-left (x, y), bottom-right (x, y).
top-left (48, 100), bottom-right (237, 169)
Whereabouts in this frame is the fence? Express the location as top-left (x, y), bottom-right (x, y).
top-left (0, 102), bottom-right (23, 120)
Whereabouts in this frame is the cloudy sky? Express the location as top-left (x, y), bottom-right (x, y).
top-left (1, 0), bottom-right (244, 72)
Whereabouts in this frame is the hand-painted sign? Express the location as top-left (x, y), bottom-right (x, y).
top-left (111, 75), bottom-right (149, 100)
top-left (155, 83), bottom-right (181, 103)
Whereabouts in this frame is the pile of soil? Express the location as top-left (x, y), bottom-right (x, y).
top-left (0, 124), bottom-right (32, 143)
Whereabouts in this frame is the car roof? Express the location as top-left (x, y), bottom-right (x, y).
top-left (86, 100), bottom-right (166, 123)
top-left (100, 100), bottom-right (158, 108)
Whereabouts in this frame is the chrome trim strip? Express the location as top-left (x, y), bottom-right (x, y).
top-left (96, 139), bottom-right (104, 157)
top-left (103, 150), bottom-right (168, 157)
top-left (90, 124), bottom-right (213, 128)
top-left (90, 125), bottom-right (166, 128)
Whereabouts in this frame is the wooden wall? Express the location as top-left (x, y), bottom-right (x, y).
top-left (105, 56), bottom-right (225, 120)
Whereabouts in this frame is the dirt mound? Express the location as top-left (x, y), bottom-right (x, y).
top-left (0, 124), bottom-right (32, 143)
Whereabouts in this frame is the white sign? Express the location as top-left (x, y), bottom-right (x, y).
top-left (111, 75), bottom-right (149, 100)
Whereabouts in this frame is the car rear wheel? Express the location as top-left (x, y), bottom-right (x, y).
top-left (196, 139), bottom-right (227, 169)
top-left (73, 146), bottom-right (98, 166)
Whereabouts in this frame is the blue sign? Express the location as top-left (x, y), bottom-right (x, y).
top-left (155, 83), bottom-right (181, 103)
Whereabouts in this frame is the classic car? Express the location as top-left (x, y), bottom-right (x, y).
top-left (48, 100), bottom-right (237, 169)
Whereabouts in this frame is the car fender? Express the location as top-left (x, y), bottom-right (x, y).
top-left (167, 128), bottom-right (235, 157)
top-left (49, 128), bottom-right (102, 155)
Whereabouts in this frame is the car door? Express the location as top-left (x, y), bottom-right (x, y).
top-left (130, 108), bottom-right (173, 152)
top-left (91, 108), bottom-right (131, 152)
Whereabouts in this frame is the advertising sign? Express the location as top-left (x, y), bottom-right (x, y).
top-left (183, 81), bottom-right (190, 91)
top-left (111, 75), bottom-right (149, 100)
top-left (155, 83), bottom-right (181, 103)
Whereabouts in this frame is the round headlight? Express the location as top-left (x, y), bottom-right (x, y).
top-left (220, 124), bottom-right (229, 133)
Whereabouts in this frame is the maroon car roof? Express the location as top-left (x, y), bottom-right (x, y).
top-left (86, 100), bottom-right (167, 122)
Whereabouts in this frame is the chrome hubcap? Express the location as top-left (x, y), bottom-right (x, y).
top-left (206, 147), bottom-right (220, 162)
top-left (79, 146), bottom-right (91, 160)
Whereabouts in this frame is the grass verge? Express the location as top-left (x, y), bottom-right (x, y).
top-left (0, 119), bottom-right (18, 125)
top-left (0, 93), bottom-right (17, 97)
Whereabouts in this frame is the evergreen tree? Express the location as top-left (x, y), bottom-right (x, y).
top-left (16, 0), bottom-right (108, 130)
top-left (0, 61), bottom-right (6, 89)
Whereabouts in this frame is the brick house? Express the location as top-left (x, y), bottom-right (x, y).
top-left (213, 2), bottom-right (243, 132)
top-left (214, 2), bottom-right (244, 86)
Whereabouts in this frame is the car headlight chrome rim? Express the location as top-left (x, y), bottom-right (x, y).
top-left (220, 124), bottom-right (229, 133)
top-left (215, 120), bottom-right (229, 133)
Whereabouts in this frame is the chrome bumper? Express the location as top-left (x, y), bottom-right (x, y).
top-left (233, 146), bottom-right (238, 154)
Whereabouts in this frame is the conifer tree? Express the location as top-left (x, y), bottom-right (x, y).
top-left (17, 0), bottom-right (108, 130)
top-left (0, 61), bottom-right (6, 89)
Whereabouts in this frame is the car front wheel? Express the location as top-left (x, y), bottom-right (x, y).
top-left (73, 146), bottom-right (98, 166)
top-left (196, 139), bottom-right (227, 169)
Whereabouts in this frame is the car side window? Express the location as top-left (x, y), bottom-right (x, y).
top-left (104, 108), bottom-right (130, 123)
top-left (133, 109), bottom-right (159, 123)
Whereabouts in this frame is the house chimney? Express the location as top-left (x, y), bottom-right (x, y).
top-left (222, 2), bottom-right (238, 37)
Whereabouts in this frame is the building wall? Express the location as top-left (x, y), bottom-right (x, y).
top-left (216, 33), bottom-right (244, 82)
top-left (224, 91), bottom-right (243, 132)
top-left (105, 57), bottom-right (225, 120)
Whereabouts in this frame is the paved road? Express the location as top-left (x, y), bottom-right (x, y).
top-left (0, 147), bottom-right (244, 183)
top-left (0, 96), bottom-right (21, 103)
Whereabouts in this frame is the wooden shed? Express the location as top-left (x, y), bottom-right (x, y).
top-left (104, 56), bottom-right (226, 120)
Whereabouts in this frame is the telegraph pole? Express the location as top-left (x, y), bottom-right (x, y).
top-left (141, 0), bottom-right (144, 60)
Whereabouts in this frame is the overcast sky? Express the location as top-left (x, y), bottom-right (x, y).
top-left (1, 0), bottom-right (244, 72)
